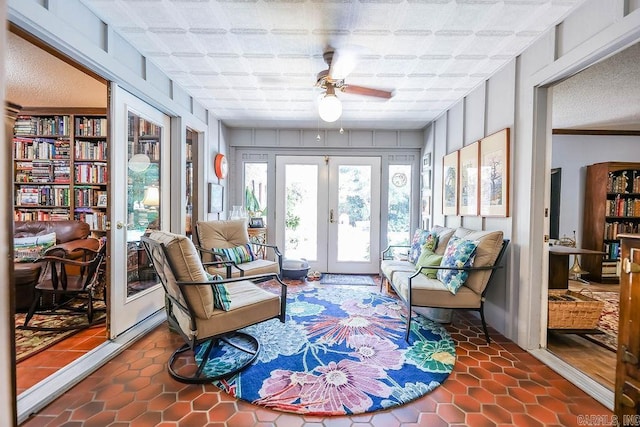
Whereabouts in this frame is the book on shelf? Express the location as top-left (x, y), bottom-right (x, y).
top-left (14, 115), bottom-right (70, 136)
top-left (75, 117), bottom-right (107, 137)
top-left (16, 187), bottom-right (39, 205)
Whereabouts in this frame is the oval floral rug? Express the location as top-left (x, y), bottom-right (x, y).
top-left (201, 285), bottom-right (456, 416)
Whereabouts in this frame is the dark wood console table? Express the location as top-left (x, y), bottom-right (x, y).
top-left (549, 246), bottom-right (605, 289)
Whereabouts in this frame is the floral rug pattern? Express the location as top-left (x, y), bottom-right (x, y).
top-left (584, 291), bottom-right (619, 352)
top-left (205, 285), bottom-right (456, 416)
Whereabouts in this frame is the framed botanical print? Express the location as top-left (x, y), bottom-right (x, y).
top-left (458, 142), bottom-right (479, 216)
top-left (442, 151), bottom-right (459, 216)
top-left (479, 128), bottom-right (510, 217)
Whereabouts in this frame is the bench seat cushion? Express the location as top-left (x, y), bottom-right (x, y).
top-left (380, 259), bottom-right (416, 282)
top-left (392, 270), bottom-right (481, 308)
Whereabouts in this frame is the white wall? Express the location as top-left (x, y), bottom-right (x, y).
top-left (552, 134), bottom-right (640, 247)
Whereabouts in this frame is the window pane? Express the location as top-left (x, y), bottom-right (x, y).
top-left (388, 164), bottom-right (411, 246)
top-left (244, 163), bottom-right (268, 224)
top-left (337, 164), bottom-right (372, 262)
top-left (284, 164), bottom-right (318, 260)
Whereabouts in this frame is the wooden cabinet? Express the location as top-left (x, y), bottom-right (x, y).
top-left (582, 162), bottom-right (640, 283)
top-left (13, 109), bottom-right (108, 233)
top-left (615, 234), bottom-right (640, 419)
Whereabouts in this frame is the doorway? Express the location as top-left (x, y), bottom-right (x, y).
top-left (274, 155), bottom-right (381, 274)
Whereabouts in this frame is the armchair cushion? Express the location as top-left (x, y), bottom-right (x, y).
top-left (14, 232), bottom-right (56, 262)
top-left (147, 230), bottom-right (215, 319)
top-left (437, 237), bottom-right (479, 294)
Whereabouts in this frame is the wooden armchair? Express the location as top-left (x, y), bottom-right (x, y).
top-left (22, 242), bottom-right (106, 331)
top-left (141, 230), bottom-right (287, 384)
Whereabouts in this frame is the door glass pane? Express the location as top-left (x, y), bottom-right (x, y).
top-left (244, 162), bottom-right (268, 224)
top-left (388, 164), bottom-right (411, 245)
top-left (337, 164), bottom-right (371, 262)
top-left (284, 164), bottom-right (318, 260)
top-left (126, 111), bottom-right (161, 297)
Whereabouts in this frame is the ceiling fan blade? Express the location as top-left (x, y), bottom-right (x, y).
top-left (343, 85), bottom-right (393, 99)
top-left (329, 48), bottom-right (358, 80)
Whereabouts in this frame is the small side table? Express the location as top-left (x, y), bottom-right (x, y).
top-left (248, 227), bottom-right (267, 259)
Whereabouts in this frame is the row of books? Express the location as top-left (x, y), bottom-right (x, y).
top-left (604, 221), bottom-right (640, 240)
top-left (601, 260), bottom-right (620, 277)
top-left (603, 242), bottom-right (621, 261)
top-left (14, 115), bottom-right (70, 136)
top-left (606, 196), bottom-right (640, 217)
top-left (128, 142), bottom-right (160, 161)
top-left (607, 170), bottom-right (640, 193)
top-left (15, 186), bottom-right (70, 206)
top-left (13, 137), bottom-right (70, 160)
top-left (14, 160), bottom-right (70, 183)
top-left (75, 188), bottom-right (107, 208)
top-left (75, 140), bottom-right (108, 160)
top-left (128, 116), bottom-right (162, 138)
top-left (75, 117), bottom-right (108, 137)
top-left (75, 210), bottom-right (108, 231)
top-left (74, 164), bottom-right (108, 184)
top-left (14, 209), bottom-right (70, 221)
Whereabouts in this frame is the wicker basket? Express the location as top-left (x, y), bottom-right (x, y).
top-left (547, 289), bottom-right (604, 329)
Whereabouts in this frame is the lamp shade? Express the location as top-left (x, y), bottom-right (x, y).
top-left (318, 92), bottom-right (342, 122)
top-left (142, 186), bottom-right (160, 207)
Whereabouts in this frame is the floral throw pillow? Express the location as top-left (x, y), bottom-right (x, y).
top-left (409, 230), bottom-right (439, 264)
top-left (437, 237), bottom-right (479, 294)
top-left (212, 243), bottom-right (255, 264)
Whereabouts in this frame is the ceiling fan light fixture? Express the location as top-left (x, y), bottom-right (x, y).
top-left (318, 86), bottom-right (342, 122)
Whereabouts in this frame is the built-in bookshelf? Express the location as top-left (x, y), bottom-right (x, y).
top-left (13, 111), bottom-right (108, 233)
top-left (582, 162), bottom-right (640, 283)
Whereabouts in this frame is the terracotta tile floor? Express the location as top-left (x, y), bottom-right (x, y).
top-left (16, 322), bottom-right (108, 395)
top-left (20, 282), bottom-right (614, 427)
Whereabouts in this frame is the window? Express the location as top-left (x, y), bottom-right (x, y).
top-left (244, 163), bottom-right (268, 224)
top-left (388, 164), bottom-right (411, 245)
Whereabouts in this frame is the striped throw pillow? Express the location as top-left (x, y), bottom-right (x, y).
top-left (212, 243), bottom-right (255, 264)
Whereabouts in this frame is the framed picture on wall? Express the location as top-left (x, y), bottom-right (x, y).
top-left (479, 128), bottom-right (510, 217)
top-left (442, 151), bottom-right (459, 216)
top-left (458, 142), bottom-right (479, 216)
top-left (423, 152), bottom-right (432, 170)
top-left (209, 183), bottom-right (223, 213)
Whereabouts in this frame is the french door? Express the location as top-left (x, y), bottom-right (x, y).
top-left (109, 85), bottom-right (168, 338)
top-left (275, 155), bottom-right (381, 274)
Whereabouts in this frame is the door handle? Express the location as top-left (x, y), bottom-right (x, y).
top-left (623, 249), bottom-right (640, 273)
top-left (116, 221), bottom-right (127, 230)
top-left (330, 209), bottom-right (334, 224)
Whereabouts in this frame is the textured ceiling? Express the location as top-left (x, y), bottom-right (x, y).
top-left (552, 42), bottom-right (640, 131)
top-left (77, 0), bottom-right (588, 129)
top-left (5, 32), bottom-right (107, 109)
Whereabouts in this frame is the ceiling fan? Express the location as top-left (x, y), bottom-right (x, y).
top-left (315, 48), bottom-right (394, 122)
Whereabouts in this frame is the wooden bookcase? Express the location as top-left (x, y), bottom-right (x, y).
top-left (13, 109), bottom-right (108, 233)
top-left (582, 162), bottom-right (640, 283)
